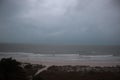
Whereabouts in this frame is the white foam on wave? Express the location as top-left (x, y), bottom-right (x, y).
top-left (0, 52), bottom-right (120, 62)
top-left (0, 52), bottom-right (115, 58)
top-left (80, 55), bottom-right (113, 58)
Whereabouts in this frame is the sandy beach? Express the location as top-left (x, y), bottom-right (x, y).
top-left (20, 60), bottom-right (120, 67)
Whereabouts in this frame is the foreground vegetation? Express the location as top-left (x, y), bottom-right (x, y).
top-left (0, 58), bottom-right (120, 80)
top-left (0, 58), bottom-right (45, 80)
top-left (39, 65), bottom-right (120, 80)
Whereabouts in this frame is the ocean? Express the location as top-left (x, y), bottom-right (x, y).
top-left (0, 44), bottom-right (120, 65)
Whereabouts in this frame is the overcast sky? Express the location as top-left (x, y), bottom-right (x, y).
top-left (0, 0), bottom-right (120, 45)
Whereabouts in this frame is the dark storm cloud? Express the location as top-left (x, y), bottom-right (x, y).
top-left (0, 0), bottom-right (120, 45)
top-left (113, 0), bottom-right (120, 5)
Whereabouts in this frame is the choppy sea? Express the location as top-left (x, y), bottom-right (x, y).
top-left (0, 44), bottom-right (120, 65)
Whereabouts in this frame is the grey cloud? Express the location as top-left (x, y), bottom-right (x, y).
top-left (0, 0), bottom-right (120, 45)
top-left (112, 0), bottom-right (120, 6)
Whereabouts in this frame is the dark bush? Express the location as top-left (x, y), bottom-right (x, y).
top-left (0, 58), bottom-right (28, 80)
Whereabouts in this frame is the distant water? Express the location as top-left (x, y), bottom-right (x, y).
top-left (0, 44), bottom-right (120, 64)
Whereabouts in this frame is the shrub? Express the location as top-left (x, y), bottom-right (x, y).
top-left (0, 58), bottom-right (28, 80)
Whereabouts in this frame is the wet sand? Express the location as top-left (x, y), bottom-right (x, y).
top-left (19, 59), bottom-right (120, 67)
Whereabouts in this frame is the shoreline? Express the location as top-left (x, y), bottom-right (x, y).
top-left (1, 52), bottom-right (120, 67)
top-left (19, 59), bottom-right (120, 67)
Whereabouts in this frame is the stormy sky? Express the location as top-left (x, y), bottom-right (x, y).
top-left (0, 0), bottom-right (120, 45)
